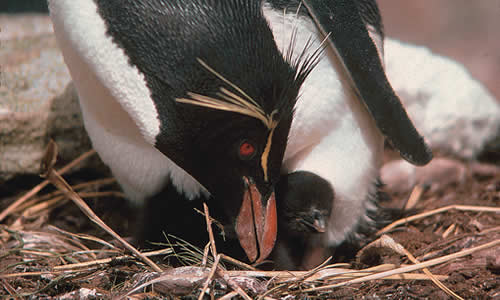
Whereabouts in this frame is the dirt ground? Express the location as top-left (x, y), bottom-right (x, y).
top-left (354, 157), bottom-right (500, 299)
top-left (0, 150), bottom-right (498, 299)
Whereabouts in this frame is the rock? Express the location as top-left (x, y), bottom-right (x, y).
top-left (380, 159), bottom-right (417, 194)
top-left (0, 14), bottom-right (100, 182)
top-left (469, 162), bottom-right (500, 179)
top-left (381, 158), bottom-right (467, 194)
top-left (0, 14), bottom-right (52, 40)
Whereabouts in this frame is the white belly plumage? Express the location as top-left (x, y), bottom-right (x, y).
top-left (263, 6), bottom-right (384, 245)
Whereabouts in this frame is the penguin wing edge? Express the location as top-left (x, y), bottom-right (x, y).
top-left (302, 0), bottom-right (432, 166)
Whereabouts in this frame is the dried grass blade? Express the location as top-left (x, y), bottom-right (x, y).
top-left (403, 242), bottom-right (463, 300)
top-left (0, 149), bottom-right (96, 222)
top-left (198, 253), bottom-right (221, 300)
top-left (303, 239), bottom-right (500, 293)
top-left (377, 204), bottom-right (500, 235)
top-left (54, 248), bottom-right (171, 271)
top-left (48, 225), bottom-right (117, 251)
top-left (220, 254), bottom-right (257, 271)
top-left (1, 278), bottom-right (19, 299)
top-left (404, 184), bottom-right (425, 210)
top-left (219, 291), bottom-right (239, 300)
top-left (203, 202), bottom-right (217, 259)
top-left (39, 141), bottom-right (162, 272)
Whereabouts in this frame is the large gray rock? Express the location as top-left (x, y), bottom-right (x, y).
top-left (0, 14), bottom-right (99, 182)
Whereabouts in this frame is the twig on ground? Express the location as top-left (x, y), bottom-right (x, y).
top-left (227, 265), bottom-right (446, 281)
top-left (53, 248), bottom-right (172, 271)
top-left (479, 226), bottom-right (500, 235)
top-left (218, 269), bottom-right (253, 300)
top-left (404, 184), bottom-right (425, 210)
top-left (220, 254), bottom-right (257, 271)
top-left (289, 256), bottom-right (333, 284)
top-left (0, 149), bottom-right (96, 222)
top-left (377, 204), bottom-right (500, 235)
top-left (265, 257), bottom-right (335, 296)
top-left (21, 195), bottom-right (66, 218)
top-left (303, 238), bottom-right (500, 293)
top-left (39, 140), bottom-right (162, 272)
top-left (219, 291), bottom-right (239, 300)
top-left (198, 253), bottom-right (221, 300)
top-left (194, 207), bottom-right (226, 239)
top-left (442, 224), bottom-right (456, 238)
top-left (1, 278), bottom-right (18, 299)
top-left (202, 242), bottom-right (210, 267)
top-left (359, 235), bottom-right (462, 299)
top-left (48, 225), bottom-right (117, 251)
top-left (39, 178), bottom-right (117, 201)
top-left (200, 202), bottom-right (252, 300)
top-left (0, 271), bottom-right (70, 279)
top-left (401, 239), bottom-right (463, 300)
top-left (203, 202), bottom-right (217, 259)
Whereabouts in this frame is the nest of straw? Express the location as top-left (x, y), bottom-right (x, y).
top-left (1, 141), bottom-right (499, 299)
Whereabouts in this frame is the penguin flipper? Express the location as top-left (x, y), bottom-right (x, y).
top-left (302, 0), bottom-right (432, 166)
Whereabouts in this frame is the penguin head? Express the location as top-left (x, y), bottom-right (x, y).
top-left (167, 52), bottom-right (318, 263)
top-left (276, 171), bottom-right (334, 237)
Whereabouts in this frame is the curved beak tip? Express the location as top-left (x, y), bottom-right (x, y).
top-left (235, 179), bottom-right (277, 263)
top-left (313, 218), bottom-right (327, 233)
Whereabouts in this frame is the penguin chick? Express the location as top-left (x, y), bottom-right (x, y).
top-left (273, 171), bottom-right (333, 270)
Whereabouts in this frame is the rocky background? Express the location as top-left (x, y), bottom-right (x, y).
top-left (0, 2), bottom-right (99, 183)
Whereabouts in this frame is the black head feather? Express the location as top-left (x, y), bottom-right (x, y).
top-left (276, 171), bottom-right (333, 237)
top-left (272, 171), bottom-right (334, 270)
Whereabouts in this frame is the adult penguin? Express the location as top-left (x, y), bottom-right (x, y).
top-left (48, 0), bottom-right (431, 264)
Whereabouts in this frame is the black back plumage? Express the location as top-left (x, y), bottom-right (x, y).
top-left (268, 0), bottom-right (431, 165)
top-left (94, 0), bottom-right (317, 195)
top-left (353, 0), bottom-right (384, 37)
top-left (302, 0), bottom-right (432, 165)
top-left (267, 0), bottom-right (383, 38)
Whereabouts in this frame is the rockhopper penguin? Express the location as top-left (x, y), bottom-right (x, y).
top-left (48, 0), bottom-right (432, 264)
top-left (273, 171), bottom-right (333, 270)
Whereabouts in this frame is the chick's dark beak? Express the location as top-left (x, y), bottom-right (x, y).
top-left (300, 209), bottom-right (328, 233)
top-left (235, 177), bottom-right (277, 263)
top-left (313, 217), bottom-right (327, 233)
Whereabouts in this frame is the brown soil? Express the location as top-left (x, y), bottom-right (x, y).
top-left (353, 158), bottom-right (500, 299)
top-left (0, 154), bottom-right (499, 299)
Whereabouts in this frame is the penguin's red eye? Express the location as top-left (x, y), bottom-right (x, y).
top-left (239, 141), bottom-right (255, 159)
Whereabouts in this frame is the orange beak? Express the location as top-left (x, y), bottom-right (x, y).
top-left (235, 177), bottom-right (277, 263)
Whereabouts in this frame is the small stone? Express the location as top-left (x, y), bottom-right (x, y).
top-left (381, 158), bottom-right (467, 194)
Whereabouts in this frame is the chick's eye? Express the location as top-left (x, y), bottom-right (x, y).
top-left (239, 141), bottom-right (255, 159)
